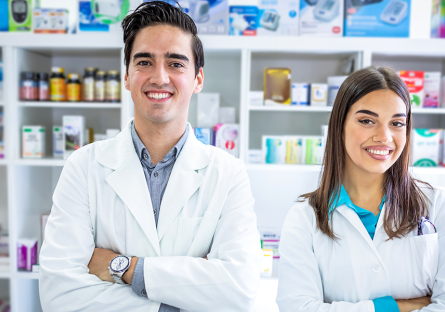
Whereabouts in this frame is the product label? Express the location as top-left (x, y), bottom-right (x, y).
top-left (67, 83), bottom-right (81, 102)
top-left (50, 78), bottom-right (66, 101)
top-left (399, 71), bottom-right (424, 107)
top-left (38, 81), bottom-right (49, 101)
top-left (105, 80), bottom-right (121, 101)
top-left (95, 81), bottom-right (105, 101)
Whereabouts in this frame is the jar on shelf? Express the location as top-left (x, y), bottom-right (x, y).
top-left (83, 67), bottom-right (97, 102)
top-left (66, 73), bottom-right (81, 102)
top-left (94, 71), bottom-right (105, 102)
top-left (37, 72), bottom-right (49, 101)
top-left (20, 72), bottom-right (37, 101)
top-left (50, 67), bottom-right (66, 101)
top-left (105, 70), bottom-right (121, 103)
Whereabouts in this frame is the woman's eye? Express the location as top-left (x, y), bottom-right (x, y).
top-left (359, 119), bottom-right (374, 125)
top-left (138, 61), bottom-right (149, 66)
top-left (392, 121), bottom-right (406, 127)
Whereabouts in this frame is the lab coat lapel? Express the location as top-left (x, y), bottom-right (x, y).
top-left (157, 126), bottom-right (210, 242)
top-left (374, 203), bottom-right (386, 236)
top-left (97, 120), bottom-right (160, 256)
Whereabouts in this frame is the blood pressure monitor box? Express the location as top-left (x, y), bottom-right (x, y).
top-left (257, 0), bottom-right (299, 36)
top-left (299, 0), bottom-right (344, 37)
top-left (344, 0), bottom-right (411, 38)
top-left (229, 6), bottom-right (258, 36)
top-left (9, 0), bottom-right (32, 31)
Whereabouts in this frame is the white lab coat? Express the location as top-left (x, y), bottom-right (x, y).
top-left (277, 185), bottom-right (445, 312)
top-left (39, 120), bottom-right (262, 312)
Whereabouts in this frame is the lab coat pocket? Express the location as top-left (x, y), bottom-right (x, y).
top-left (173, 216), bottom-right (203, 256)
top-left (409, 233), bottom-right (439, 291)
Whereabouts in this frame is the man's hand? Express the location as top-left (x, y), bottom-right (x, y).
top-left (88, 248), bottom-right (138, 284)
top-left (396, 296), bottom-right (431, 312)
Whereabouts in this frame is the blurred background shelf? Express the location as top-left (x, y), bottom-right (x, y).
top-left (13, 158), bottom-right (65, 167)
top-left (18, 102), bottom-right (122, 109)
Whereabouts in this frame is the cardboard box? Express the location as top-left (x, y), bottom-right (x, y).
top-left (261, 249), bottom-right (273, 277)
top-left (412, 129), bottom-right (442, 167)
top-left (0, 0), bottom-right (9, 31)
top-left (327, 76), bottom-right (348, 106)
top-left (63, 116), bottom-right (85, 160)
top-left (257, 0), bottom-right (299, 36)
top-left (286, 137), bottom-right (305, 164)
top-left (431, 0), bottom-right (445, 37)
top-left (310, 83), bottom-right (328, 106)
top-left (214, 124), bottom-right (239, 157)
top-left (194, 128), bottom-right (213, 145)
top-left (263, 136), bottom-right (286, 164)
top-left (53, 126), bottom-right (63, 158)
top-left (399, 71), bottom-right (424, 108)
top-left (22, 126), bottom-right (45, 159)
top-left (229, 6), bottom-right (258, 36)
top-left (264, 68), bottom-right (292, 106)
top-left (299, 0), bottom-right (344, 37)
top-left (17, 238), bottom-right (37, 271)
top-left (305, 136), bottom-right (324, 165)
top-left (9, 0), bottom-right (32, 31)
top-left (345, 0), bottom-right (410, 38)
top-left (292, 83), bottom-right (309, 105)
top-left (424, 72), bottom-right (441, 108)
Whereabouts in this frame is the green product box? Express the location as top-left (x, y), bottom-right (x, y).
top-left (9, 0), bottom-right (32, 31)
top-left (305, 137), bottom-right (323, 165)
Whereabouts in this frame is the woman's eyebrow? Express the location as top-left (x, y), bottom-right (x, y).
top-left (355, 109), bottom-right (378, 117)
top-left (392, 113), bottom-right (407, 118)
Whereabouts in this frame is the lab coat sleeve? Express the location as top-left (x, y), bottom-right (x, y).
top-left (143, 159), bottom-right (262, 312)
top-left (39, 151), bottom-right (156, 312)
top-left (276, 204), bottom-right (375, 312)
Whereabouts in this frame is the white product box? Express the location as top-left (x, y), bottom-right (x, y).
top-left (412, 129), bottom-right (442, 167)
top-left (259, 227), bottom-right (281, 240)
top-left (247, 149), bottom-right (263, 164)
top-left (261, 249), bottom-right (273, 277)
top-left (257, 0), bottom-right (299, 36)
top-left (214, 124), bottom-right (239, 157)
top-left (299, 0), bottom-right (344, 37)
top-left (53, 126), bottom-right (63, 158)
top-left (424, 72), bottom-right (441, 108)
top-left (197, 93), bottom-right (220, 128)
top-left (33, 8), bottom-right (51, 33)
top-left (194, 128), bottom-right (213, 145)
top-left (263, 136), bottom-right (286, 164)
top-left (63, 116), bottom-right (85, 160)
top-left (262, 240), bottom-right (280, 259)
top-left (310, 83), bottom-right (328, 106)
top-left (248, 91), bottom-right (264, 106)
top-left (291, 83), bottom-right (309, 105)
top-left (327, 76), bottom-right (348, 106)
top-left (51, 9), bottom-right (69, 34)
top-left (22, 126), bottom-right (45, 159)
top-left (219, 107), bottom-right (236, 124)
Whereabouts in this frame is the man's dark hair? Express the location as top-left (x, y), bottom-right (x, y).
top-left (122, 1), bottom-right (204, 77)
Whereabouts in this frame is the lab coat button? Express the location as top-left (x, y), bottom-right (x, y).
top-left (143, 153), bottom-right (148, 160)
top-left (372, 265), bottom-right (381, 273)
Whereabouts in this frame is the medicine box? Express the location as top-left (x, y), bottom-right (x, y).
top-left (263, 136), bottom-right (286, 164)
top-left (424, 72), bottom-right (441, 108)
top-left (247, 149), bottom-right (263, 164)
top-left (214, 124), bottom-right (239, 158)
top-left (17, 238), bottom-right (37, 271)
top-left (9, 0), bottom-right (32, 31)
top-left (264, 68), bottom-right (292, 106)
top-left (292, 83), bottom-right (309, 105)
top-left (197, 93), bottom-right (220, 128)
top-left (194, 128), bottom-right (213, 145)
top-left (310, 83), bottom-right (328, 106)
top-left (399, 71), bottom-right (424, 108)
top-left (249, 91), bottom-right (264, 106)
top-left (261, 249), bottom-right (273, 277)
top-left (299, 0), bottom-right (344, 37)
top-left (305, 136), bottom-right (324, 165)
top-left (22, 126), bottom-right (45, 159)
top-left (286, 137), bottom-right (305, 164)
top-left (63, 116), bottom-right (85, 160)
top-left (412, 129), bottom-right (442, 167)
top-left (345, 0), bottom-right (411, 38)
top-left (53, 126), bottom-right (63, 158)
top-left (327, 76), bottom-right (347, 106)
top-left (431, 0), bottom-right (444, 37)
top-left (257, 0), bottom-right (299, 36)
top-left (0, 0), bottom-right (8, 31)
top-left (229, 6), bottom-right (258, 36)
top-left (261, 240), bottom-right (280, 259)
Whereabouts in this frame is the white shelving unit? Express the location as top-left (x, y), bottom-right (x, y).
top-left (2, 26), bottom-right (445, 312)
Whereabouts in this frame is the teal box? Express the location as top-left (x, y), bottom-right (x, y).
top-left (0, 0), bottom-right (8, 31)
top-left (344, 0), bottom-right (410, 37)
top-left (8, 0), bottom-right (32, 31)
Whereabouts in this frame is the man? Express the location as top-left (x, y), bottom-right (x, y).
top-left (39, 2), bottom-right (261, 311)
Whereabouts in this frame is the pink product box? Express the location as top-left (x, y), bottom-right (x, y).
top-left (17, 239), bottom-right (38, 271)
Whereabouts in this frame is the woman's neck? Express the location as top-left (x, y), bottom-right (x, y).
top-left (343, 158), bottom-right (385, 213)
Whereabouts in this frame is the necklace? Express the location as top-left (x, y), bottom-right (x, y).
top-left (372, 196), bottom-right (384, 215)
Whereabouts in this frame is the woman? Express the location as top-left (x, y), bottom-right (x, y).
top-left (277, 67), bottom-right (444, 312)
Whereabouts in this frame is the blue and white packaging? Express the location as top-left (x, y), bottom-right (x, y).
top-left (263, 136), bottom-right (286, 164)
top-left (229, 6), bottom-right (258, 36)
top-left (300, 0), bottom-right (344, 36)
top-left (257, 0), bottom-right (299, 36)
top-left (0, 0), bottom-right (8, 31)
top-left (344, 0), bottom-right (411, 37)
top-left (194, 128), bottom-right (213, 145)
top-left (292, 83), bottom-right (309, 105)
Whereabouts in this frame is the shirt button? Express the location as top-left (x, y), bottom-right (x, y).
top-left (372, 265), bottom-right (381, 273)
top-left (142, 289), bottom-right (147, 296)
top-left (153, 210), bottom-right (157, 215)
top-left (143, 153), bottom-right (148, 160)
top-left (154, 172), bottom-right (159, 177)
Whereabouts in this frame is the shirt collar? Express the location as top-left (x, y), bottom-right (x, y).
top-left (329, 185), bottom-right (386, 216)
top-left (131, 121), bottom-right (189, 164)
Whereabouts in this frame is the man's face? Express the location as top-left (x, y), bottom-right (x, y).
top-left (125, 25), bottom-right (204, 125)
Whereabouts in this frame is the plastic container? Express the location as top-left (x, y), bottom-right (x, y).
top-left (105, 71), bottom-right (121, 103)
top-left (83, 67), bottom-right (96, 102)
top-left (50, 67), bottom-right (66, 101)
top-left (37, 72), bottom-right (49, 101)
top-left (94, 71), bottom-right (105, 102)
top-left (20, 72), bottom-right (37, 101)
top-left (66, 73), bottom-right (81, 102)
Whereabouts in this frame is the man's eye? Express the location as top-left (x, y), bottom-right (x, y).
top-left (138, 61), bottom-right (149, 66)
top-left (171, 63), bottom-right (184, 68)
top-left (359, 119), bottom-right (373, 125)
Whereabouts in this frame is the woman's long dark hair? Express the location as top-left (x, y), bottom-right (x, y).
top-left (300, 67), bottom-right (431, 240)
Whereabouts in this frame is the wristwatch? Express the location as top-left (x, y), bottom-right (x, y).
top-left (109, 255), bottom-right (132, 284)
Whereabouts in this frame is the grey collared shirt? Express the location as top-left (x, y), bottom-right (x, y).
top-left (130, 121), bottom-right (188, 312)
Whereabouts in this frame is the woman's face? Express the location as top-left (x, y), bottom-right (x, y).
top-left (343, 89), bottom-right (408, 175)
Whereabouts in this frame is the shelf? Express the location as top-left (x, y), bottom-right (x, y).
top-left (246, 164), bottom-right (323, 172)
top-left (13, 158), bottom-right (65, 167)
top-left (0, 271), bottom-right (10, 279)
top-left (0, 159), bottom-right (7, 166)
top-left (18, 101), bottom-right (121, 109)
top-left (15, 272), bottom-right (39, 280)
top-left (250, 106), bottom-right (445, 114)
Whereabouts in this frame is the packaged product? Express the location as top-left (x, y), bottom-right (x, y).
top-left (257, 0), bottom-right (299, 36)
top-left (264, 68), bottom-right (291, 106)
top-left (50, 67), bottom-right (66, 102)
top-left (327, 76), bottom-right (347, 106)
top-left (197, 93), bottom-right (219, 128)
top-left (229, 6), bottom-right (258, 36)
top-left (310, 83), bottom-right (328, 106)
top-left (22, 126), bottom-right (45, 159)
top-left (291, 83), bottom-right (309, 105)
top-left (63, 116), bottom-right (85, 160)
top-left (263, 136), bottom-right (286, 164)
top-left (261, 240), bottom-right (280, 259)
top-left (305, 136), bottom-right (323, 165)
top-left (214, 124), bottom-right (239, 158)
top-left (345, 0), bottom-right (410, 37)
top-left (249, 91), bottom-right (264, 106)
top-left (412, 129), bottom-right (442, 167)
top-left (424, 72), bottom-right (441, 108)
top-left (194, 128), bottom-right (213, 145)
top-left (17, 238), bottom-right (38, 271)
top-left (53, 126), bottom-right (63, 158)
top-left (286, 137), bottom-right (305, 164)
top-left (9, 0), bottom-right (32, 31)
top-left (299, 0), bottom-right (344, 37)
top-left (431, 0), bottom-right (445, 38)
top-left (261, 249), bottom-right (273, 277)
top-left (398, 71), bottom-right (424, 108)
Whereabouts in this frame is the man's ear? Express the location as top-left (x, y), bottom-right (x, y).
top-left (124, 70), bottom-right (130, 91)
top-left (193, 68), bottom-right (204, 94)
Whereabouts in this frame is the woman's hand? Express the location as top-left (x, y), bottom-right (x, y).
top-left (396, 296), bottom-right (431, 312)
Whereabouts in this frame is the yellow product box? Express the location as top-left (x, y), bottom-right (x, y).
top-left (286, 137), bottom-right (305, 164)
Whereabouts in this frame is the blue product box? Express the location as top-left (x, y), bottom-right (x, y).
top-left (229, 6), bottom-right (258, 36)
top-left (0, 0), bottom-right (8, 31)
top-left (257, 0), bottom-right (299, 36)
top-left (195, 128), bottom-right (213, 145)
top-left (344, 0), bottom-right (411, 37)
top-left (78, 0), bottom-right (110, 32)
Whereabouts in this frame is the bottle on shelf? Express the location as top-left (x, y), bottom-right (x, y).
top-left (83, 67), bottom-right (97, 102)
top-left (50, 67), bottom-right (66, 102)
top-left (66, 73), bottom-right (81, 102)
top-left (94, 71), bottom-right (106, 102)
top-left (105, 70), bottom-right (121, 103)
top-left (37, 72), bottom-right (50, 101)
top-left (20, 72), bottom-right (38, 101)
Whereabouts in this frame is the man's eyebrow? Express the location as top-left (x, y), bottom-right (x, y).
top-left (355, 109), bottom-right (378, 117)
top-left (392, 113), bottom-right (407, 118)
top-left (133, 52), bottom-right (154, 61)
top-left (165, 52), bottom-right (189, 63)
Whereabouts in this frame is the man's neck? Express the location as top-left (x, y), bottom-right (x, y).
top-left (134, 116), bottom-right (188, 165)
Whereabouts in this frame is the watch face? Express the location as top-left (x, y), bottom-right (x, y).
top-left (110, 256), bottom-right (130, 273)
